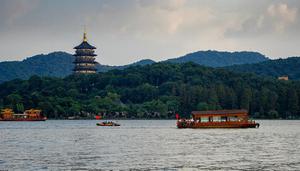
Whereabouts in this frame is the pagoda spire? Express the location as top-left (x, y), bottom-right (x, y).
top-left (83, 26), bottom-right (87, 42)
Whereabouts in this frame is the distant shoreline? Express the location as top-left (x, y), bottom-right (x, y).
top-left (45, 118), bottom-right (300, 120)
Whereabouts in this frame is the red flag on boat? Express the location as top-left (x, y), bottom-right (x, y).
top-left (95, 115), bottom-right (101, 120)
top-left (175, 113), bottom-right (180, 120)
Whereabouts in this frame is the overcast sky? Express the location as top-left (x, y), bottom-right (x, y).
top-left (0, 0), bottom-right (299, 65)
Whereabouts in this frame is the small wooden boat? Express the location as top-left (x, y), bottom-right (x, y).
top-left (177, 110), bottom-right (259, 129)
top-left (96, 121), bottom-right (120, 126)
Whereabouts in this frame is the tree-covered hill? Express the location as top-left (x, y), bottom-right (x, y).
top-left (166, 50), bottom-right (268, 67)
top-left (0, 52), bottom-right (154, 83)
top-left (225, 57), bottom-right (300, 80)
top-left (0, 50), bottom-right (267, 83)
top-left (0, 52), bottom-right (74, 83)
top-left (0, 62), bottom-right (299, 119)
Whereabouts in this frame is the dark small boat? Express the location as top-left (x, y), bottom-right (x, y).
top-left (96, 121), bottom-right (120, 126)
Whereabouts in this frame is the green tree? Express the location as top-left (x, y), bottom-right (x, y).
top-left (240, 88), bottom-right (252, 110)
top-left (5, 93), bottom-right (23, 112)
top-left (16, 103), bottom-right (24, 113)
top-left (287, 88), bottom-right (298, 118)
top-left (142, 100), bottom-right (168, 118)
top-left (38, 101), bottom-right (54, 118)
top-left (207, 88), bottom-right (219, 110)
top-left (197, 102), bottom-right (209, 111)
top-left (267, 110), bottom-right (279, 119)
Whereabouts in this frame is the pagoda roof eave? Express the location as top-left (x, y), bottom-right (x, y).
top-left (73, 54), bottom-right (97, 56)
top-left (74, 41), bottom-right (96, 49)
top-left (73, 61), bottom-right (98, 64)
top-left (73, 68), bottom-right (97, 71)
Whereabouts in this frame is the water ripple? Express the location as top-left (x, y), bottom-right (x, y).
top-left (0, 120), bottom-right (299, 170)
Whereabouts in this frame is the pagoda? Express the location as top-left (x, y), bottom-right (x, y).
top-left (73, 31), bottom-right (97, 74)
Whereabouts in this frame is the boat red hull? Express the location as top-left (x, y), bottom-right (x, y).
top-left (96, 122), bottom-right (120, 126)
top-left (0, 118), bottom-right (47, 121)
top-left (177, 121), bottom-right (259, 129)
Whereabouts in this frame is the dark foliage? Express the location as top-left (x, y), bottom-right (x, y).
top-left (226, 57), bottom-right (300, 80)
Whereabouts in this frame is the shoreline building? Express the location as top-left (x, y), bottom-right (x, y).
top-left (73, 31), bottom-right (97, 74)
top-left (278, 76), bottom-right (289, 81)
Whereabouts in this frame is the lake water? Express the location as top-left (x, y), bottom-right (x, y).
top-left (0, 120), bottom-right (299, 171)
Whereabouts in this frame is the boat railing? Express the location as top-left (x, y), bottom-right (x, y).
top-left (178, 118), bottom-right (256, 124)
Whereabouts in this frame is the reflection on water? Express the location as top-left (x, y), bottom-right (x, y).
top-left (0, 120), bottom-right (299, 170)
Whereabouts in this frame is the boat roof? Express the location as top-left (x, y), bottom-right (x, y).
top-left (192, 109), bottom-right (248, 117)
top-left (192, 109), bottom-right (247, 115)
top-left (13, 114), bottom-right (27, 116)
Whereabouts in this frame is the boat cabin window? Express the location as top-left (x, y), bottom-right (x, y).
top-left (221, 116), bottom-right (227, 122)
top-left (229, 116), bottom-right (238, 121)
top-left (213, 116), bottom-right (221, 122)
top-left (200, 117), bottom-right (209, 122)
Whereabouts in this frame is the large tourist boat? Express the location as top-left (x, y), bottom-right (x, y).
top-left (177, 109), bottom-right (259, 128)
top-left (0, 108), bottom-right (47, 121)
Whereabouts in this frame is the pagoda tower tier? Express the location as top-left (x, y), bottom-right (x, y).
top-left (73, 31), bottom-right (97, 74)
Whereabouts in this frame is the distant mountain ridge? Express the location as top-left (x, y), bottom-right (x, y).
top-left (0, 50), bottom-right (268, 83)
top-left (0, 52), bottom-right (157, 83)
top-left (165, 50), bottom-right (268, 67)
top-left (0, 52), bottom-right (73, 83)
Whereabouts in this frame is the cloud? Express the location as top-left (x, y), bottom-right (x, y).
top-left (106, 0), bottom-right (216, 36)
top-left (0, 0), bottom-right (299, 64)
top-left (138, 0), bottom-right (186, 11)
top-left (267, 3), bottom-right (297, 31)
top-left (0, 0), bottom-right (40, 26)
top-left (225, 2), bottom-right (299, 37)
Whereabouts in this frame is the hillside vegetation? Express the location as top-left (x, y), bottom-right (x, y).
top-left (226, 57), bottom-right (300, 80)
top-left (0, 62), bottom-right (299, 119)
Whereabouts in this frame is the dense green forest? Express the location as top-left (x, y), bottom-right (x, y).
top-left (226, 57), bottom-right (300, 80)
top-left (0, 62), bottom-right (299, 119)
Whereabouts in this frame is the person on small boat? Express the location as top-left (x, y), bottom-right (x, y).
top-left (96, 121), bottom-right (120, 126)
